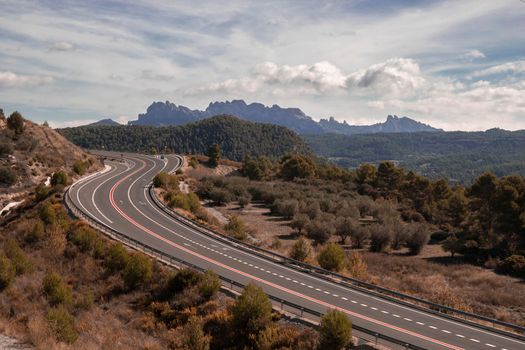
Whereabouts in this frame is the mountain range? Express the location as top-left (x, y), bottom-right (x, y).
top-left (124, 100), bottom-right (441, 135)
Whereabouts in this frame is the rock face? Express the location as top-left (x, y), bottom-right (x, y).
top-left (318, 115), bottom-right (441, 134)
top-left (129, 100), bottom-right (442, 135)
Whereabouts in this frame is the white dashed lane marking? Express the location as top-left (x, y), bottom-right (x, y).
top-left (485, 344), bottom-right (495, 348)
top-left (470, 338), bottom-right (480, 343)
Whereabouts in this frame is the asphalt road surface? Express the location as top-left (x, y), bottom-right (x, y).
top-left (68, 152), bottom-right (525, 350)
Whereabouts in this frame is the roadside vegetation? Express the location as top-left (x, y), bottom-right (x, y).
top-left (182, 153), bottom-right (525, 326)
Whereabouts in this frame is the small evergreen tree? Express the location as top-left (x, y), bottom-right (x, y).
top-left (207, 144), bottom-right (221, 167)
top-left (317, 243), bottom-right (346, 272)
top-left (319, 309), bottom-right (352, 350)
top-left (7, 111), bottom-right (24, 134)
top-left (232, 283), bottom-right (272, 339)
top-left (290, 237), bottom-right (311, 262)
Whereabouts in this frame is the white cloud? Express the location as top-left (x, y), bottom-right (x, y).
top-left (187, 58), bottom-right (425, 97)
top-left (463, 49), bottom-right (485, 59)
top-left (472, 60), bottom-right (525, 77)
top-left (346, 58), bottom-right (425, 97)
top-left (49, 41), bottom-right (75, 51)
top-left (0, 71), bottom-right (54, 88)
top-left (255, 61), bottom-right (348, 92)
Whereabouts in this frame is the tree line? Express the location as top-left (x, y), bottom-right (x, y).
top-left (58, 115), bottom-right (310, 161)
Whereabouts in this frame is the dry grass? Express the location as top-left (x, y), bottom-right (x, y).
top-left (363, 251), bottom-right (525, 326)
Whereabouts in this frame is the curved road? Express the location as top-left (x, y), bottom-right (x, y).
top-left (68, 152), bottom-right (524, 350)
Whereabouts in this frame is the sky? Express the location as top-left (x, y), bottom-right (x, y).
top-left (0, 0), bottom-right (524, 130)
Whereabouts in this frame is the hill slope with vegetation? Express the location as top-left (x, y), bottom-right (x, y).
top-left (305, 129), bottom-right (525, 183)
top-left (1, 111), bottom-right (336, 349)
top-left (59, 115), bottom-right (310, 161)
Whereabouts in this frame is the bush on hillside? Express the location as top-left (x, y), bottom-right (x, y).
top-left (43, 273), bottom-right (73, 306)
top-left (198, 270), bottom-right (221, 300)
top-left (47, 307), bottom-right (78, 344)
top-left (104, 243), bottom-right (130, 273)
top-left (317, 243), bottom-right (346, 272)
top-left (0, 167), bottom-right (16, 186)
top-left (3, 239), bottom-right (33, 275)
top-left (123, 253), bottom-right (153, 290)
top-left (51, 171), bottom-right (68, 187)
top-left (224, 215), bottom-right (247, 240)
top-left (0, 254), bottom-right (16, 291)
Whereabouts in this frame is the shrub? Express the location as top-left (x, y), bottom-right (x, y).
top-left (47, 307), bottom-right (78, 343)
top-left (51, 171), bottom-right (68, 187)
top-left (104, 243), bottom-right (130, 273)
top-left (369, 225), bottom-right (392, 253)
top-left (317, 243), bottom-right (346, 272)
top-left (3, 239), bottom-right (32, 275)
top-left (26, 220), bottom-right (46, 243)
top-left (43, 273), bottom-right (73, 306)
top-left (290, 237), bottom-right (311, 262)
top-left (0, 167), bottom-right (16, 186)
top-left (0, 254), bottom-right (15, 291)
top-left (7, 111), bottom-right (24, 134)
top-left (319, 309), bottom-right (352, 350)
top-left (497, 255), bottom-right (525, 277)
top-left (72, 160), bottom-right (86, 175)
top-left (163, 268), bottom-right (202, 298)
top-left (224, 215), bottom-right (247, 240)
top-left (40, 202), bottom-right (57, 226)
top-left (198, 270), bottom-right (221, 300)
top-left (0, 143), bottom-right (12, 157)
top-left (189, 156), bottom-right (198, 169)
top-left (123, 253), bottom-right (153, 289)
top-left (182, 316), bottom-right (211, 350)
top-left (346, 251), bottom-right (367, 279)
top-left (69, 225), bottom-right (99, 253)
top-left (153, 171), bottom-right (178, 190)
top-left (406, 225), bottom-right (430, 255)
top-left (35, 183), bottom-right (51, 201)
top-left (232, 283), bottom-right (273, 337)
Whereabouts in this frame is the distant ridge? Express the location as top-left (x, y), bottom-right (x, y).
top-left (89, 118), bottom-right (120, 126)
top-left (128, 100), bottom-right (442, 135)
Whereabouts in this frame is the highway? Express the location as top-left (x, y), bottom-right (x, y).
top-left (68, 152), bottom-right (525, 350)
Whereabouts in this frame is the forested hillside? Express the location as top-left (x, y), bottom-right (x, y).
top-left (305, 129), bottom-right (525, 183)
top-left (59, 115), bottom-right (310, 161)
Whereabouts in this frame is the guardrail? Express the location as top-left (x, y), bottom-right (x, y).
top-left (153, 155), bottom-right (525, 341)
top-left (64, 175), bottom-right (426, 349)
